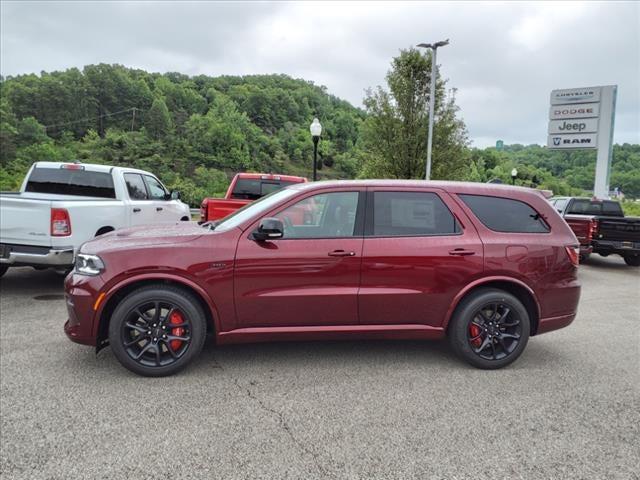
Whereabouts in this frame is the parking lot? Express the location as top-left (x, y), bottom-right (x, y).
top-left (0, 257), bottom-right (638, 480)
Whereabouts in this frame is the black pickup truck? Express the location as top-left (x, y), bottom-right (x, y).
top-left (550, 197), bottom-right (640, 267)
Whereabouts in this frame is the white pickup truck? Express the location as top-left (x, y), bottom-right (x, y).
top-left (0, 162), bottom-right (191, 277)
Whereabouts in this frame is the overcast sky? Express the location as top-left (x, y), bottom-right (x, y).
top-left (1, 1), bottom-right (638, 147)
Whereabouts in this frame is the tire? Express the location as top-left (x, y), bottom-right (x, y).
top-left (109, 285), bottom-right (207, 377)
top-left (448, 288), bottom-right (530, 370)
top-left (623, 254), bottom-right (640, 267)
top-left (0, 265), bottom-right (8, 278)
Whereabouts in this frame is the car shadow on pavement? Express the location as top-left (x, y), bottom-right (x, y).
top-left (581, 255), bottom-right (638, 272)
top-left (0, 267), bottom-right (65, 295)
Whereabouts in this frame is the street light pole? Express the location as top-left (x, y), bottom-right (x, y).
top-left (310, 118), bottom-right (322, 182)
top-left (312, 136), bottom-right (319, 181)
top-left (417, 39), bottom-right (449, 181)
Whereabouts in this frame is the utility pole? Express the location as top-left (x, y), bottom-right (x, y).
top-left (130, 107), bottom-right (137, 132)
top-left (417, 39), bottom-right (449, 180)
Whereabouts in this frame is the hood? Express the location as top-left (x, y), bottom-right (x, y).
top-left (81, 222), bottom-right (206, 254)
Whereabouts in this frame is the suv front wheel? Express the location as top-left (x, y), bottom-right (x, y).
top-left (108, 285), bottom-right (207, 377)
top-left (448, 288), bottom-right (530, 369)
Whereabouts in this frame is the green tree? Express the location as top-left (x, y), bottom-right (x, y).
top-left (360, 48), bottom-right (468, 179)
top-left (145, 98), bottom-right (173, 140)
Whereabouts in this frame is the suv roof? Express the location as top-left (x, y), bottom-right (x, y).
top-left (289, 180), bottom-right (547, 198)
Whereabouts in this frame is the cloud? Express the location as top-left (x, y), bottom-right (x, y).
top-left (1, 1), bottom-right (638, 147)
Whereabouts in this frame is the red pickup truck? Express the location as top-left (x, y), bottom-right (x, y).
top-left (65, 181), bottom-right (581, 376)
top-left (200, 173), bottom-right (307, 222)
top-left (550, 197), bottom-right (640, 266)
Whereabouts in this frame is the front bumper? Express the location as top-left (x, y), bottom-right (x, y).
top-left (0, 243), bottom-right (74, 267)
top-left (64, 273), bottom-right (100, 346)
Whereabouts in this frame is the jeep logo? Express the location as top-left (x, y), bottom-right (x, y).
top-left (557, 121), bottom-right (587, 132)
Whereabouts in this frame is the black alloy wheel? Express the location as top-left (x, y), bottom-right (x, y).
top-left (467, 302), bottom-right (523, 361)
top-left (449, 288), bottom-right (530, 369)
top-left (109, 285), bottom-right (206, 376)
top-left (121, 301), bottom-right (192, 368)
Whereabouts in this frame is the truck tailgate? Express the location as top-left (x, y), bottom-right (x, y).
top-left (563, 215), bottom-right (593, 244)
top-left (598, 217), bottom-right (640, 242)
top-left (0, 196), bottom-right (52, 247)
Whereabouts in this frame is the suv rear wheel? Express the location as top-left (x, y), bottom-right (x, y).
top-left (448, 288), bottom-right (530, 369)
top-left (109, 285), bottom-right (207, 377)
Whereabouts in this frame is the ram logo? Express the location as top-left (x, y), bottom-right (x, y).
top-left (553, 137), bottom-right (561, 146)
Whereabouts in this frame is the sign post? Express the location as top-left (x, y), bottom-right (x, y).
top-left (547, 85), bottom-right (617, 199)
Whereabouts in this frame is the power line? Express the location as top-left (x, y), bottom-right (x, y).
top-left (43, 107), bottom-right (142, 131)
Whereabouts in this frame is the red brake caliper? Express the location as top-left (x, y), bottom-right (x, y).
top-left (169, 310), bottom-right (185, 351)
top-left (469, 323), bottom-right (482, 347)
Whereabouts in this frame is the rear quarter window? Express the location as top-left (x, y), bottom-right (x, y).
top-left (459, 194), bottom-right (550, 233)
top-left (25, 167), bottom-right (115, 198)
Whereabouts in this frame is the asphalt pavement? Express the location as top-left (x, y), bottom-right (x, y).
top-left (0, 256), bottom-right (638, 479)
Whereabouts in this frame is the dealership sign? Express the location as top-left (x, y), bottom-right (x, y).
top-left (548, 118), bottom-right (599, 134)
top-left (546, 85), bottom-right (617, 199)
top-left (550, 87), bottom-right (601, 105)
top-left (547, 87), bottom-right (608, 150)
top-left (548, 133), bottom-right (598, 149)
top-left (549, 102), bottom-right (600, 120)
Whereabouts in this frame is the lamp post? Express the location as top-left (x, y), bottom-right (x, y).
top-left (511, 167), bottom-right (518, 185)
top-left (310, 118), bottom-right (322, 181)
top-left (417, 39), bottom-right (449, 181)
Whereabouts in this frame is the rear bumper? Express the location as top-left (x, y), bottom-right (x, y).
top-left (579, 245), bottom-right (593, 256)
top-left (592, 240), bottom-right (640, 256)
top-left (537, 313), bottom-right (577, 335)
top-left (0, 243), bottom-right (74, 266)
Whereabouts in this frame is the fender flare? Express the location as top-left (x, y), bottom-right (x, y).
top-left (93, 272), bottom-right (221, 337)
top-left (442, 276), bottom-right (541, 331)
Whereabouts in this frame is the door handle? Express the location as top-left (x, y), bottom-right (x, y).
top-left (133, 208), bottom-right (141, 213)
top-left (156, 207), bottom-right (163, 211)
top-left (328, 250), bottom-right (356, 257)
top-left (449, 248), bottom-right (475, 256)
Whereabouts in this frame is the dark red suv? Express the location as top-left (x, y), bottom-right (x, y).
top-left (65, 181), bottom-right (581, 376)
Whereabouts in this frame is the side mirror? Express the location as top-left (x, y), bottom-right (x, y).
top-left (252, 217), bottom-right (284, 241)
top-left (169, 190), bottom-right (181, 200)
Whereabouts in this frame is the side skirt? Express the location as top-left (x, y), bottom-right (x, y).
top-left (216, 324), bottom-right (445, 345)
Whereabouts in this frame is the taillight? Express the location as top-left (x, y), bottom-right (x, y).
top-left (589, 219), bottom-right (598, 237)
top-left (200, 200), bottom-right (207, 222)
top-left (51, 208), bottom-right (72, 236)
top-left (565, 246), bottom-right (579, 267)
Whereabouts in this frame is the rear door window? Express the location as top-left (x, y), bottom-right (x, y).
top-left (25, 167), bottom-right (115, 198)
top-left (460, 194), bottom-right (549, 233)
top-left (372, 191), bottom-right (459, 236)
top-left (124, 173), bottom-right (148, 200)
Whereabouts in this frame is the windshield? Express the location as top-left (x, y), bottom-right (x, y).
top-left (211, 187), bottom-right (301, 231)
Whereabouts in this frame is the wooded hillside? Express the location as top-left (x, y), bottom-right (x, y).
top-left (1, 64), bottom-right (638, 206)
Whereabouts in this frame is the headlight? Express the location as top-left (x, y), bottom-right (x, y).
top-left (74, 254), bottom-right (105, 276)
